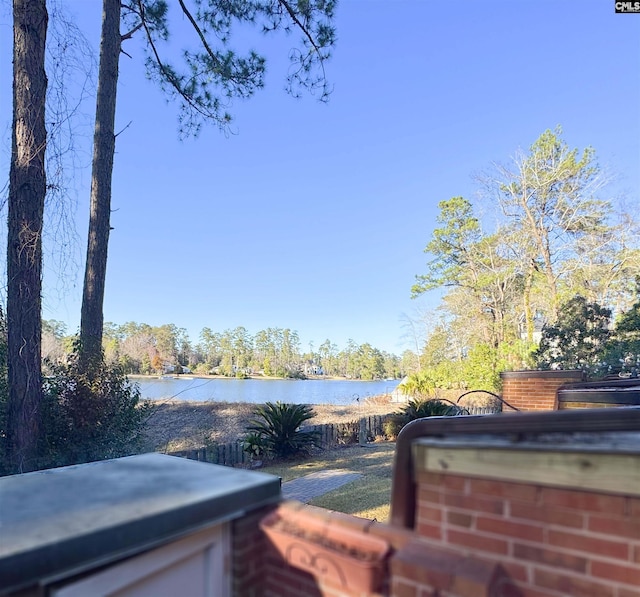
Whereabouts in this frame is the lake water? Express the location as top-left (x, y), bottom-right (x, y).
top-left (132, 376), bottom-right (401, 405)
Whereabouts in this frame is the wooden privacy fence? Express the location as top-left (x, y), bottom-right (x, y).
top-left (305, 414), bottom-right (391, 448)
top-left (455, 405), bottom-right (501, 415)
top-left (167, 415), bottom-right (391, 467)
top-left (166, 406), bottom-right (500, 468)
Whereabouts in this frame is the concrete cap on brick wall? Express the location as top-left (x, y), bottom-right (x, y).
top-left (500, 370), bottom-right (585, 380)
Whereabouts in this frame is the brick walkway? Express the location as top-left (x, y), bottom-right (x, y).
top-left (281, 469), bottom-right (362, 503)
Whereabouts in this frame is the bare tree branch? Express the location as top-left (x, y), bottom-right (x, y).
top-left (121, 21), bottom-right (143, 41)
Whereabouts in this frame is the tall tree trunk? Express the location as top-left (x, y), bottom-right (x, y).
top-left (80, 0), bottom-right (121, 369)
top-left (523, 262), bottom-right (534, 343)
top-left (7, 0), bottom-right (48, 472)
top-left (541, 241), bottom-right (558, 320)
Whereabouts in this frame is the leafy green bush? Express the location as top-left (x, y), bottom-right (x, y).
top-left (285, 369), bottom-right (307, 380)
top-left (246, 402), bottom-right (317, 458)
top-left (242, 431), bottom-right (266, 460)
top-left (39, 346), bottom-right (152, 469)
top-left (531, 292), bottom-right (640, 379)
top-left (0, 324), bottom-right (151, 475)
top-left (383, 416), bottom-right (405, 440)
top-left (601, 290), bottom-right (640, 376)
top-left (535, 296), bottom-right (612, 376)
top-left (403, 339), bottom-right (527, 395)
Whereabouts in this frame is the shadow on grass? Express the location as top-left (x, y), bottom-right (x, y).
top-left (261, 442), bottom-right (395, 482)
top-left (261, 442), bottom-right (396, 521)
top-left (310, 476), bottom-right (392, 522)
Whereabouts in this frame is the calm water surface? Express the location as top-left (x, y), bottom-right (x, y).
top-left (133, 376), bottom-right (400, 405)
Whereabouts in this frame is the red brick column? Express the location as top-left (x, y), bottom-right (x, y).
top-left (232, 505), bottom-right (274, 597)
top-left (500, 370), bottom-right (584, 411)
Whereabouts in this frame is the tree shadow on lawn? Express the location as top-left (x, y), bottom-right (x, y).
top-left (261, 442), bottom-right (396, 482)
top-left (260, 443), bottom-right (396, 521)
top-left (309, 476), bottom-right (392, 521)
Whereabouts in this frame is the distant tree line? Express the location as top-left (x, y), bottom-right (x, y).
top-left (42, 322), bottom-right (404, 381)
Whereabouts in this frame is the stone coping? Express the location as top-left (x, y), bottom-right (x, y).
top-left (500, 369), bottom-right (585, 379)
top-left (0, 453), bottom-right (281, 594)
top-left (413, 433), bottom-right (640, 497)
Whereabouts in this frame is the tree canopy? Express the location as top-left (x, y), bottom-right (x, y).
top-left (411, 128), bottom-right (640, 391)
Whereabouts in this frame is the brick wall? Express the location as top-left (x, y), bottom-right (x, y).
top-left (415, 469), bottom-right (640, 597)
top-left (234, 443), bottom-right (639, 596)
top-left (232, 504), bottom-right (274, 597)
top-left (500, 370), bottom-right (584, 411)
top-left (237, 501), bottom-right (517, 597)
top-left (389, 540), bottom-right (514, 597)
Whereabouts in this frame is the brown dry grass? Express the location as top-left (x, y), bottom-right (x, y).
top-left (140, 395), bottom-right (398, 453)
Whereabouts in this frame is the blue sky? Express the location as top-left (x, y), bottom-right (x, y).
top-left (1, 1), bottom-right (639, 355)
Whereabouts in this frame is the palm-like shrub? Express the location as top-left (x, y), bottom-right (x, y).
top-left (246, 402), bottom-right (317, 458)
top-left (384, 398), bottom-right (455, 440)
top-left (400, 398), bottom-right (454, 419)
top-left (399, 371), bottom-right (437, 399)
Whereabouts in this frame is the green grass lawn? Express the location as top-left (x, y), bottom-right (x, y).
top-left (260, 442), bottom-right (396, 522)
